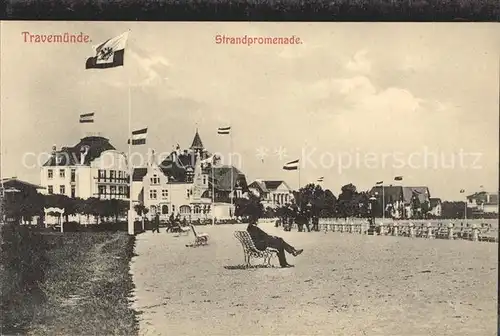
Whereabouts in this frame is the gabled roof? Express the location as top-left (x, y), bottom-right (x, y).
top-left (1, 177), bottom-right (45, 190)
top-left (208, 165), bottom-right (247, 191)
top-left (159, 150), bottom-right (212, 182)
top-left (190, 130), bottom-right (204, 150)
top-left (249, 180), bottom-right (290, 192)
top-left (43, 136), bottom-right (116, 166)
top-left (467, 191), bottom-right (498, 205)
top-left (370, 186), bottom-right (430, 204)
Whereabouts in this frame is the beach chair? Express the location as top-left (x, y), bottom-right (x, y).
top-left (234, 231), bottom-right (278, 268)
top-left (189, 224), bottom-right (209, 246)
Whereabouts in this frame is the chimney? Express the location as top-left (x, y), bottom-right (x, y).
top-left (52, 145), bottom-right (57, 154)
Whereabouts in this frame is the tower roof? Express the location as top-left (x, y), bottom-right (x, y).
top-left (190, 129), bottom-right (204, 150)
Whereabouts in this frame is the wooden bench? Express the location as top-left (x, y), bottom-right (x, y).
top-left (234, 231), bottom-right (278, 268)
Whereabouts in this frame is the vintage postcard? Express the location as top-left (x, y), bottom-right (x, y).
top-left (1, 21), bottom-right (498, 335)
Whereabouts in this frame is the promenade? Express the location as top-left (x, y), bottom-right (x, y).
top-left (131, 222), bottom-right (497, 336)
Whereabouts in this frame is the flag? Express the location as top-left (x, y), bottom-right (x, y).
top-left (394, 176), bottom-right (403, 181)
top-left (85, 32), bottom-right (129, 69)
top-left (218, 126), bottom-right (231, 135)
top-left (376, 181), bottom-right (383, 185)
top-left (283, 159), bottom-right (299, 170)
top-left (460, 189), bottom-right (465, 193)
top-left (317, 177), bottom-right (324, 182)
top-left (79, 112), bottom-right (94, 123)
top-left (128, 128), bottom-right (147, 145)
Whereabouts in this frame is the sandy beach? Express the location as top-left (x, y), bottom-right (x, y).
top-left (130, 222), bottom-right (497, 336)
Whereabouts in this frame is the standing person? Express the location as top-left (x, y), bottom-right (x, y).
top-left (247, 219), bottom-right (303, 268)
top-left (152, 212), bottom-right (160, 233)
top-left (312, 215), bottom-right (319, 232)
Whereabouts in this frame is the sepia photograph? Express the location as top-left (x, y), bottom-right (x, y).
top-left (0, 21), bottom-right (498, 335)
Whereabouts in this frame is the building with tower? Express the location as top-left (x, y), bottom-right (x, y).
top-left (131, 130), bottom-right (248, 221)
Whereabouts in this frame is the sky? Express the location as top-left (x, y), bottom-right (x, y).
top-left (1, 22), bottom-right (498, 201)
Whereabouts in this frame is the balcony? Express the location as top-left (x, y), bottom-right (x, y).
top-left (95, 177), bottom-right (129, 185)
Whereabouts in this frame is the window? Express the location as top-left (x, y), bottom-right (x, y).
top-left (110, 170), bottom-right (116, 181)
top-left (60, 185), bottom-right (65, 194)
top-left (150, 205), bottom-right (157, 214)
top-left (48, 169), bottom-right (53, 179)
top-left (203, 175), bottom-right (207, 184)
top-left (149, 189), bottom-right (157, 199)
top-left (98, 185), bottom-right (106, 195)
top-left (162, 205), bottom-right (169, 214)
top-left (71, 186), bottom-right (76, 198)
top-left (118, 171), bottom-right (123, 179)
top-left (150, 175), bottom-right (160, 185)
top-left (98, 170), bottom-right (106, 180)
top-left (110, 186), bottom-right (116, 195)
top-left (186, 189), bottom-right (190, 198)
top-left (59, 169), bottom-right (65, 178)
top-left (119, 186), bottom-right (124, 195)
top-left (180, 205), bottom-right (191, 214)
top-left (48, 185), bottom-right (53, 194)
top-left (172, 205), bottom-right (175, 213)
top-left (71, 169), bottom-right (76, 182)
top-left (194, 206), bottom-right (201, 214)
top-left (162, 189), bottom-right (168, 199)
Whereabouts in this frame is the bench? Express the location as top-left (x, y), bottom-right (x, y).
top-left (234, 231), bottom-right (278, 267)
top-left (190, 225), bottom-right (209, 246)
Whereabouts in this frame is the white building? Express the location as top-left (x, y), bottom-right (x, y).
top-left (248, 180), bottom-right (294, 208)
top-left (132, 130), bottom-right (248, 221)
top-left (40, 136), bottom-right (129, 200)
top-left (467, 191), bottom-right (498, 214)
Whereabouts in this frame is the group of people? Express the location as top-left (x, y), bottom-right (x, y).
top-left (275, 204), bottom-right (321, 232)
top-left (149, 212), bottom-right (189, 233)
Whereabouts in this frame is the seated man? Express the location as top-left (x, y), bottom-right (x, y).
top-left (247, 219), bottom-right (303, 268)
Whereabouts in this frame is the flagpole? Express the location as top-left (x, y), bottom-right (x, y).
top-left (212, 163), bottom-right (215, 225)
top-left (126, 30), bottom-right (134, 235)
top-left (382, 184), bottom-right (385, 222)
top-left (298, 163), bottom-right (301, 191)
top-left (464, 190), bottom-right (467, 224)
top-left (230, 126), bottom-right (233, 218)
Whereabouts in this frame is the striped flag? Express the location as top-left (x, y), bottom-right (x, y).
top-left (317, 177), bottom-right (324, 182)
top-left (218, 126), bottom-right (231, 135)
top-left (460, 189), bottom-right (465, 193)
top-left (128, 128), bottom-right (147, 145)
top-left (86, 32), bottom-right (129, 69)
top-left (375, 181), bottom-right (383, 185)
top-left (394, 176), bottom-right (403, 181)
top-left (283, 159), bottom-right (299, 170)
top-left (79, 112), bottom-right (94, 123)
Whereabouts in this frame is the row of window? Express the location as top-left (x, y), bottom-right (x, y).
top-left (47, 169), bottom-right (128, 182)
top-left (150, 204), bottom-right (212, 215)
top-left (148, 188), bottom-right (193, 200)
top-left (47, 168), bottom-right (76, 182)
top-left (149, 174), bottom-right (209, 185)
top-left (98, 185), bottom-right (129, 195)
top-left (47, 185), bottom-right (76, 198)
top-left (98, 170), bottom-right (128, 182)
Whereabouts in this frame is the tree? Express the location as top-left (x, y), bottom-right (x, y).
top-left (234, 193), bottom-right (264, 222)
top-left (293, 183), bottom-right (337, 219)
top-left (337, 183), bottom-right (359, 218)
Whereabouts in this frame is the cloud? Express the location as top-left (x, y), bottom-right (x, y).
top-left (346, 50), bottom-right (371, 74)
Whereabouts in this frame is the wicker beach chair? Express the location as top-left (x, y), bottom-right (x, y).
top-left (234, 231), bottom-right (278, 268)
